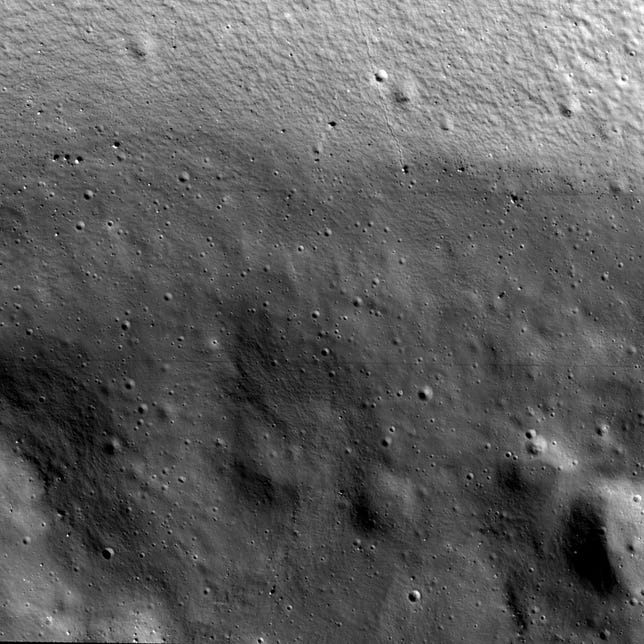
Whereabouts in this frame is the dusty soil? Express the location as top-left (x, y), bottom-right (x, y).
top-left (2, 0), bottom-right (644, 642)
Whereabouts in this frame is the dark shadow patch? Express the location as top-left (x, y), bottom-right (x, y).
top-left (342, 470), bottom-right (392, 537)
top-left (350, 489), bottom-right (385, 535)
top-left (0, 333), bottom-right (180, 607)
top-left (0, 337), bottom-right (127, 497)
top-left (392, 89), bottom-right (411, 105)
top-left (230, 456), bottom-right (299, 511)
top-left (562, 496), bottom-right (618, 595)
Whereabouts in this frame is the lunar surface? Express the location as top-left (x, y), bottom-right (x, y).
top-left (2, 0), bottom-right (644, 642)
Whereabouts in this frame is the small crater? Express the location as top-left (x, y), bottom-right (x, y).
top-left (102, 547), bottom-right (115, 560)
top-left (418, 385), bottom-right (433, 401)
top-left (375, 69), bottom-right (388, 82)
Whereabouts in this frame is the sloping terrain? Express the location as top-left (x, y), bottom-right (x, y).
top-left (3, 0), bottom-right (644, 642)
